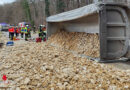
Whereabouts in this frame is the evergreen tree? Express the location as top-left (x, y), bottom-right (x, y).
top-left (22, 0), bottom-right (34, 26)
top-left (45, 0), bottom-right (50, 17)
top-left (56, 0), bottom-right (65, 13)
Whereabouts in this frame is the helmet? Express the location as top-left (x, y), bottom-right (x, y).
top-left (42, 25), bottom-right (45, 27)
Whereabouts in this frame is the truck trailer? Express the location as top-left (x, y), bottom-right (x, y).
top-left (46, 0), bottom-right (130, 62)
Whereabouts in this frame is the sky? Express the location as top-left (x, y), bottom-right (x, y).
top-left (0, 0), bottom-right (16, 5)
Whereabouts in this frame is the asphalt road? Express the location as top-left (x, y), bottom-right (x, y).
top-left (106, 61), bottom-right (130, 70)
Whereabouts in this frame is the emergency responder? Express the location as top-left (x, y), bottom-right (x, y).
top-left (27, 25), bottom-right (31, 38)
top-left (24, 25), bottom-right (28, 41)
top-left (15, 26), bottom-right (19, 37)
top-left (8, 26), bottom-right (15, 40)
top-left (38, 25), bottom-right (47, 42)
top-left (38, 25), bottom-right (42, 38)
top-left (21, 27), bottom-right (24, 38)
top-left (42, 25), bottom-right (47, 41)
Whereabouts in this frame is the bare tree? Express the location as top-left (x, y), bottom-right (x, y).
top-left (0, 0), bottom-right (93, 26)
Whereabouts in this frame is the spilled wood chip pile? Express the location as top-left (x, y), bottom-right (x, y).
top-left (48, 30), bottom-right (100, 58)
top-left (0, 32), bottom-right (130, 89)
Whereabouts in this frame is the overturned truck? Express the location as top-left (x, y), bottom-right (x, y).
top-left (46, 1), bottom-right (130, 62)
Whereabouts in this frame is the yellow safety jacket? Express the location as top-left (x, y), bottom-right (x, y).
top-left (21, 27), bottom-right (24, 33)
top-left (24, 27), bottom-right (28, 34)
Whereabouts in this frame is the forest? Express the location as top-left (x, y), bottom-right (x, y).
top-left (0, 0), bottom-right (93, 26)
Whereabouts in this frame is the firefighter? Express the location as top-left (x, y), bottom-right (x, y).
top-left (15, 26), bottom-right (19, 37)
top-left (8, 26), bottom-right (15, 40)
top-left (42, 25), bottom-right (47, 41)
top-left (21, 27), bottom-right (24, 38)
top-left (24, 25), bottom-right (28, 41)
top-left (38, 25), bottom-right (42, 38)
top-left (27, 25), bottom-right (31, 38)
top-left (38, 25), bottom-right (46, 41)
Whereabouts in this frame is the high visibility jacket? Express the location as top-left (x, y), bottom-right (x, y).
top-left (9, 27), bottom-right (15, 33)
top-left (24, 27), bottom-right (28, 34)
top-left (8, 28), bottom-right (12, 32)
top-left (38, 29), bottom-right (42, 33)
top-left (21, 27), bottom-right (24, 33)
top-left (43, 31), bottom-right (47, 33)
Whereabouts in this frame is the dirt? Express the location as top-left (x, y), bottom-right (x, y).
top-left (106, 61), bottom-right (130, 70)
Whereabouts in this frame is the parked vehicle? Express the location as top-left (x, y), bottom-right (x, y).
top-left (18, 22), bottom-right (30, 27)
top-left (0, 23), bottom-right (10, 31)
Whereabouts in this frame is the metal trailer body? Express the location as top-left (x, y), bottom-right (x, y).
top-left (46, 1), bottom-right (130, 62)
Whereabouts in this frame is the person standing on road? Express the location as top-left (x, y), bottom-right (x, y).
top-left (38, 25), bottom-right (47, 42)
top-left (42, 26), bottom-right (47, 41)
top-left (27, 25), bottom-right (31, 38)
top-left (38, 25), bottom-right (42, 38)
top-left (24, 25), bottom-right (28, 41)
top-left (21, 27), bottom-right (24, 38)
top-left (8, 26), bottom-right (15, 40)
top-left (18, 26), bottom-right (21, 37)
top-left (15, 26), bottom-right (19, 37)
